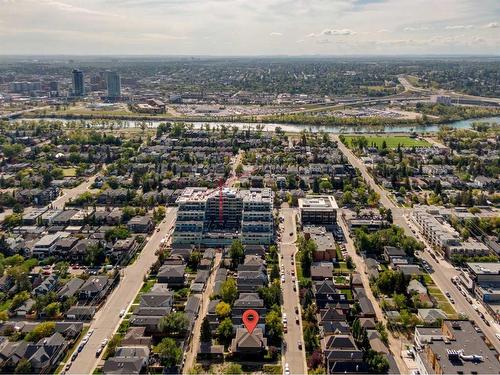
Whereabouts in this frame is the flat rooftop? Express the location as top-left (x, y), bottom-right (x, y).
top-left (299, 195), bottom-right (338, 210)
top-left (424, 320), bottom-right (499, 375)
top-left (467, 262), bottom-right (500, 275)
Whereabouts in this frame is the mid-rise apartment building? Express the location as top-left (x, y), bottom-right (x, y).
top-left (411, 207), bottom-right (489, 258)
top-left (173, 187), bottom-right (273, 246)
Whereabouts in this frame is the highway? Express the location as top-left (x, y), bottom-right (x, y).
top-left (398, 75), bottom-right (500, 105)
top-left (333, 134), bottom-right (500, 352)
top-left (66, 207), bottom-right (178, 374)
top-left (0, 105), bottom-right (51, 120)
top-left (279, 207), bottom-right (307, 375)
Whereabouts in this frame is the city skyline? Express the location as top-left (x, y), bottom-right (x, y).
top-left (0, 0), bottom-right (499, 55)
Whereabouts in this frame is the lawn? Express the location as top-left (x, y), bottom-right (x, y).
top-left (62, 168), bottom-right (77, 177)
top-left (343, 135), bottom-right (431, 149)
top-left (427, 286), bottom-right (457, 318)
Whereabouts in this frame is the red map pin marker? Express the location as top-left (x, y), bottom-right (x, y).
top-left (242, 309), bottom-right (259, 334)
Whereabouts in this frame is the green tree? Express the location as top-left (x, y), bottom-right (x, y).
top-left (158, 312), bottom-right (189, 336)
top-left (85, 242), bottom-right (106, 266)
top-left (14, 359), bottom-right (32, 374)
top-left (215, 301), bottom-right (232, 319)
top-left (303, 323), bottom-right (319, 352)
top-left (43, 302), bottom-right (61, 318)
top-left (105, 225), bottom-right (130, 242)
top-left (265, 310), bottom-right (283, 342)
top-left (229, 240), bottom-right (244, 267)
top-left (188, 250), bottom-right (202, 269)
top-left (104, 335), bottom-right (122, 359)
top-left (3, 214), bottom-right (22, 228)
top-left (258, 281), bottom-right (281, 308)
top-left (217, 317), bottom-right (234, 345)
top-left (220, 278), bottom-right (238, 304)
top-left (200, 317), bottom-right (211, 343)
top-left (319, 179), bottom-right (333, 192)
top-left (223, 364), bottom-right (243, 375)
top-left (235, 163), bottom-right (244, 176)
top-left (366, 349), bottom-right (389, 373)
top-left (270, 263), bottom-right (280, 281)
top-left (155, 337), bottom-right (182, 368)
top-left (10, 291), bottom-right (30, 311)
top-left (54, 261), bottom-right (69, 278)
top-left (25, 321), bottom-right (55, 341)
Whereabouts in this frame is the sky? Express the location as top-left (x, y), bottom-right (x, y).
top-left (0, 0), bottom-right (498, 55)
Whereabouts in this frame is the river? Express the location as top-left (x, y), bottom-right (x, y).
top-left (9, 116), bottom-right (500, 134)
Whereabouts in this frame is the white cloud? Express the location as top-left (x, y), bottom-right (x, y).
top-left (403, 26), bottom-right (429, 32)
top-left (0, 0), bottom-right (498, 54)
top-left (41, 0), bottom-right (118, 17)
top-left (321, 28), bottom-right (356, 36)
top-left (484, 22), bottom-right (499, 28)
top-left (445, 25), bottom-right (473, 30)
top-left (307, 28), bottom-right (356, 38)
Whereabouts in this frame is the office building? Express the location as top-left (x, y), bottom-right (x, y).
top-left (49, 81), bottom-right (59, 96)
top-left (173, 187), bottom-right (274, 247)
top-left (106, 71), bottom-right (121, 98)
top-left (72, 69), bottom-right (85, 97)
top-left (298, 196), bottom-right (338, 227)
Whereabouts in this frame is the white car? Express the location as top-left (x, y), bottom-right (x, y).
top-left (496, 333), bottom-right (500, 341)
top-left (119, 309), bottom-right (126, 317)
top-left (281, 276), bottom-right (285, 283)
top-left (284, 363), bottom-right (290, 375)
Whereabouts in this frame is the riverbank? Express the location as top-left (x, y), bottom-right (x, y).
top-left (15, 105), bottom-right (500, 128)
top-left (6, 115), bottom-right (500, 134)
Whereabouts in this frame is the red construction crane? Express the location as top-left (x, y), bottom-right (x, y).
top-left (219, 178), bottom-right (224, 226)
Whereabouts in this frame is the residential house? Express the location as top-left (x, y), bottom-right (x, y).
top-left (78, 276), bottom-right (111, 301)
top-left (127, 216), bottom-right (153, 234)
top-left (157, 264), bottom-right (186, 287)
top-left (314, 280), bottom-right (346, 309)
top-left (322, 334), bottom-right (365, 374)
top-left (230, 328), bottom-right (268, 356)
top-left (232, 293), bottom-right (267, 327)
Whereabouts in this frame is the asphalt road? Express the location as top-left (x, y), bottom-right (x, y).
top-left (279, 207), bottom-right (307, 375)
top-left (66, 207), bottom-right (178, 374)
top-left (50, 174), bottom-right (99, 209)
top-left (333, 134), bottom-right (500, 352)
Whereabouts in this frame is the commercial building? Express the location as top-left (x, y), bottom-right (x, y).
top-left (466, 262), bottom-right (500, 312)
top-left (173, 187), bottom-right (274, 247)
top-left (298, 196), bottom-right (338, 228)
top-left (106, 71), bottom-right (121, 98)
top-left (414, 320), bottom-right (499, 375)
top-left (411, 207), bottom-right (489, 258)
top-left (72, 69), bottom-right (85, 97)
